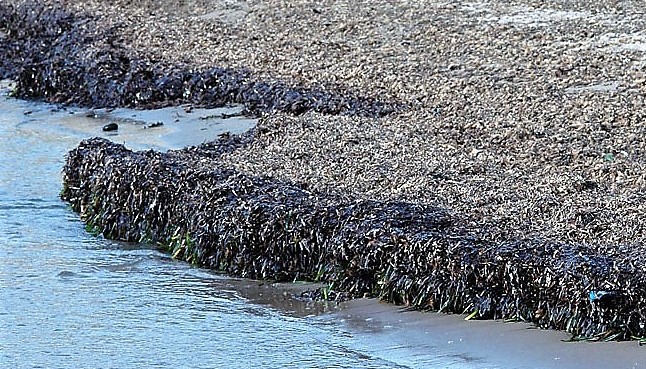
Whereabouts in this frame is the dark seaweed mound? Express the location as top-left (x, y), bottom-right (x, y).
top-left (61, 137), bottom-right (646, 340)
top-left (0, 2), bottom-right (397, 116)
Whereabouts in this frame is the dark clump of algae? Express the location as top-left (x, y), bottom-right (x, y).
top-left (61, 135), bottom-right (646, 342)
top-left (0, 1), bottom-right (399, 117)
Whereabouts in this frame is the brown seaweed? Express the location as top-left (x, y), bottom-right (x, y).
top-left (5, 0), bottom-right (646, 342)
top-left (0, 1), bottom-right (399, 117)
top-left (61, 137), bottom-right (646, 340)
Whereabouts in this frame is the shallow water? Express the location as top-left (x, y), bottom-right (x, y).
top-left (0, 85), bottom-right (407, 369)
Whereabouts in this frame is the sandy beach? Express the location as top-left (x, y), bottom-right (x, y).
top-left (331, 298), bottom-right (646, 369)
top-left (216, 279), bottom-right (646, 368)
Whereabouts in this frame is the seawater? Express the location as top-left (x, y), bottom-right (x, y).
top-left (0, 85), bottom-right (408, 369)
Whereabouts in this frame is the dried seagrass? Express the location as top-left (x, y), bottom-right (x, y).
top-left (0, 2), bottom-right (397, 117)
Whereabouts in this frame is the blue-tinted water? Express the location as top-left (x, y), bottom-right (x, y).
top-left (0, 84), bottom-right (407, 369)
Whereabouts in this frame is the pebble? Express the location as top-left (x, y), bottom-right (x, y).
top-left (102, 122), bottom-right (118, 132)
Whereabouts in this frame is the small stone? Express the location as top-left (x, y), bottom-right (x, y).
top-left (102, 123), bottom-right (118, 132)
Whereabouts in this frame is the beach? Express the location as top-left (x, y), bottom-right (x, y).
top-left (3, 0), bottom-right (646, 343)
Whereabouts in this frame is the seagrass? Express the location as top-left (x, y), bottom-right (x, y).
top-left (0, 2), bottom-right (396, 116)
top-left (61, 137), bottom-right (646, 340)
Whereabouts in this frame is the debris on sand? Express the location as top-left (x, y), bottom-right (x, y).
top-left (4, 0), bottom-right (646, 341)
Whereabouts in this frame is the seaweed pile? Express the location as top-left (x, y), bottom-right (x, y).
top-left (0, 1), bottom-right (397, 116)
top-left (62, 137), bottom-right (646, 340)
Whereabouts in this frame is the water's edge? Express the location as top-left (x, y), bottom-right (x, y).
top-left (0, 84), bottom-right (404, 369)
top-left (2, 84), bottom-right (646, 369)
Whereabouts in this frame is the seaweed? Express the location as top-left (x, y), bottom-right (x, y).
top-left (7, 0), bottom-right (646, 342)
top-left (0, 1), bottom-right (399, 116)
top-left (61, 137), bottom-right (646, 340)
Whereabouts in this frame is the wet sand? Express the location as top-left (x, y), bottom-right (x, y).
top-left (200, 277), bottom-right (646, 368)
top-left (333, 299), bottom-right (646, 369)
top-left (1, 80), bottom-right (256, 152)
top-left (58, 105), bottom-right (255, 151)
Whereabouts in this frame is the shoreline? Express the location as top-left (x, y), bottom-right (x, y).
top-left (4, 0), bottom-right (646, 343)
top-left (329, 298), bottom-right (646, 368)
top-left (59, 134), bottom-right (646, 341)
top-left (4, 77), bottom-right (644, 369)
top-left (0, 79), bottom-right (257, 151)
